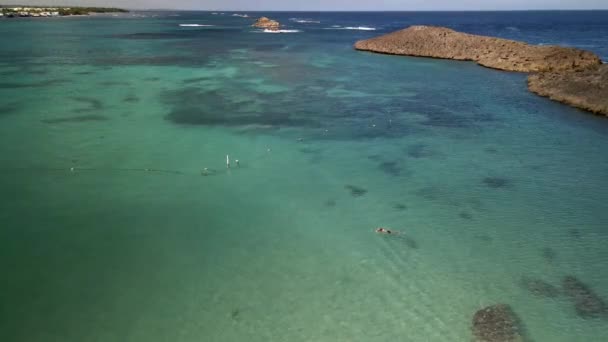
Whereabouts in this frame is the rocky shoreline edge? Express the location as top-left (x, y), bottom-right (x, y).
top-left (355, 25), bottom-right (607, 116)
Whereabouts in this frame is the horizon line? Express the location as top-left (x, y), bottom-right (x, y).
top-left (128, 9), bottom-right (608, 12)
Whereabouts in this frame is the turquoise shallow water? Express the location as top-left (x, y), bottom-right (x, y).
top-left (1, 11), bottom-right (608, 342)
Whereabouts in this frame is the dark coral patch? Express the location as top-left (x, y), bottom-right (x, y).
top-left (459, 211), bottom-right (473, 220)
top-left (562, 275), bottom-right (608, 319)
top-left (379, 161), bottom-right (402, 176)
top-left (471, 304), bottom-right (523, 342)
top-left (393, 203), bottom-right (407, 211)
top-left (124, 95), bottom-right (140, 103)
top-left (345, 185), bottom-right (367, 197)
top-left (404, 237), bottom-right (419, 249)
top-left (414, 186), bottom-right (442, 201)
top-left (71, 96), bottom-right (103, 111)
top-left (325, 199), bottom-right (336, 207)
top-left (164, 88), bottom-right (318, 127)
top-left (476, 235), bottom-right (493, 243)
top-left (41, 114), bottom-right (108, 124)
top-left (520, 276), bottom-right (560, 298)
top-left (0, 102), bottom-right (20, 117)
top-left (568, 229), bottom-right (582, 239)
top-left (407, 143), bottom-right (434, 158)
top-left (482, 177), bottom-right (512, 189)
top-left (541, 247), bottom-right (557, 262)
top-left (0, 79), bottom-right (68, 89)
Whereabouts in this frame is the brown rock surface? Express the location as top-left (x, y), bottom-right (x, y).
top-left (354, 25), bottom-right (606, 116)
top-left (528, 65), bottom-right (608, 116)
top-left (252, 17), bottom-right (280, 31)
top-left (354, 26), bottom-right (600, 73)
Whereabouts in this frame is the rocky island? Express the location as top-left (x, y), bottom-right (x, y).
top-left (252, 17), bottom-right (280, 31)
top-left (355, 25), bottom-right (607, 116)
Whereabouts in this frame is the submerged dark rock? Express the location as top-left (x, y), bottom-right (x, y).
top-left (520, 276), bottom-right (560, 298)
top-left (345, 185), bottom-right (367, 197)
top-left (71, 96), bottom-right (103, 110)
top-left (403, 236), bottom-right (418, 249)
top-left (124, 95), bottom-right (140, 103)
top-left (471, 304), bottom-right (523, 342)
top-left (379, 161), bottom-right (402, 176)
top-left (568, 228), bottom-right (582, 239)
top-left (164, 88), bottom-right (318, 127)
top-left (459, 211), bottom-right (473, 220)
top-left (393, 203), bottom-right (407, 211)
top-left (483, 177), bottom-right (511, 189)
top-left (562, 275), bottom-right (608, 319)
top-left (476, 235), bottom-right (493, 242)
top-left (41, 114), bottom-right (108, 124)
top-left (0, 102), bottom-right (19, 116)
top-left (0, 79), bottom-right (67, 89)
top-left (541, 247), bottom-right (557, 263)
top-left (407, 143), bottom-right (434, 158)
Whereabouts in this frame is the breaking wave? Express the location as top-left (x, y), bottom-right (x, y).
top-left (324, 26), bottom-right (376, 31)
top-left (262, 29), bottom-right (301, 33)
top-left (289, 18), bottom-right (320, 24)
top-left (179, 24), bottom-right (215, 27)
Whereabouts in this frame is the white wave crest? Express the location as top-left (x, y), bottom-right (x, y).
top-left (289, 18), bottom-right (320, 24)
top-left (232, 14), bottom-right (249, 18)
top-left (263, 29), bottom-right (301, 33)
top-left (343, 26), bottom-right (376, 31)
top-left (179, 24), bottom-right (214, 27)
top-left (324, 26), bottom-right (376, 31)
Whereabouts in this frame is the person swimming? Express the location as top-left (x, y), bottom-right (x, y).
top-left (375, 227), bottom-right (397, 235)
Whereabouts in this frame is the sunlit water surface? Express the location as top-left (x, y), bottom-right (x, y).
top-left (1, 11), bottom-right (608, 342)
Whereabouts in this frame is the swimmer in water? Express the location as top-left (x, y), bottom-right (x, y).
top-left (375, 227), bottom-right (398, 235)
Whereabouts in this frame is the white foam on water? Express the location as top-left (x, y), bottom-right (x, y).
top-left (232, 14), bottom-right (249, 18)
top-left (344, 26), bottom-right (376, 31)
top-left (262, 29), bottom-right (301, 33)
top-left (324, 26), bottom-right (377, 31)
top-left (179, 24), bottom-right (215, 27)
top-left (289, 18), bottom-right (320, 24)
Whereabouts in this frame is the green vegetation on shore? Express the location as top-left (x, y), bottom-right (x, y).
top-left (1, 6), bottom-right (128, 16)
top-left (57, 7), bottom-right (128, 15)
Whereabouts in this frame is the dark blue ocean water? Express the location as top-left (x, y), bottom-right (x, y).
top-left (1, 10), bottom-right (608, 342)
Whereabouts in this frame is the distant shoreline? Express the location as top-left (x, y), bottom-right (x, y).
top-left (0, 6), bottom-right (127, 19)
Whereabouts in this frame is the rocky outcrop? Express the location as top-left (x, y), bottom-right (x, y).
top-left (354, 26), bottom-right (601, 73)
top-left (355, 25), bottom-right (606, 116)
top-left (252, 17), bottom-right (280, 31)
top-left (472, 304), bottom-right (523, 342)
top-left (528, 65), bottom-right (608, 116)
